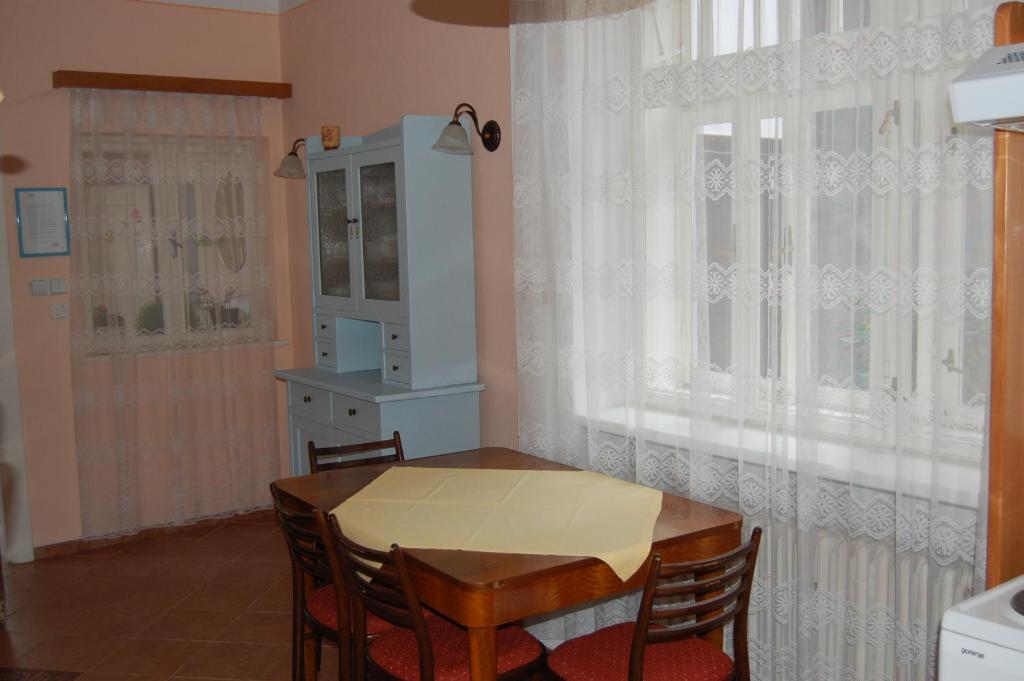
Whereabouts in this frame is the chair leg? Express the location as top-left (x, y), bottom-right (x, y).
top-left (303, 626), bottom-right (319, 681)
top-left (315, 635), bottom-right (323, 671)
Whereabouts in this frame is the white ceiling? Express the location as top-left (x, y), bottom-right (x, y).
top-left (144, 0), bottom-right (312, 14)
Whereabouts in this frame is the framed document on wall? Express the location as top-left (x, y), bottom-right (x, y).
top-left (16, 187), bottom-right (70, 257)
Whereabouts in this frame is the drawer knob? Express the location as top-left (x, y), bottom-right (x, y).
top-left (320, 324), bottom-right (327, 330)
top-left (321, 351), bottom-right (328, 357)
top-left (391, 333), bottom-right (399, 341)
top-left (392, 364), bottom-right (400, 372)
top-left (348, 408), bottom-right (358, 416)
top-left (303, 395), bottom-right (311, 403)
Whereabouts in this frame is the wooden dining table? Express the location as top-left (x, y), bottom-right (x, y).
top-left (272, 446), bottom-right (743, 681)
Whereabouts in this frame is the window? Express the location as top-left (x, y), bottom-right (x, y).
top-left (77, 135), bottom-right (268, 354)
top-left (639, 0), bottom-right (987, 443)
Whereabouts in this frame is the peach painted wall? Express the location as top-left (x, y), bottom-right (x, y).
top-left (0, 0), bottom-right (291, 548)
top-left (278, 0), bottom-right (519, 449)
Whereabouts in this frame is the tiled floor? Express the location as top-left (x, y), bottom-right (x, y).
top-left (0, 511), bottom-right (337, 681)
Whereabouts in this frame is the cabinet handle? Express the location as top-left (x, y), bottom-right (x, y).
top-left (391, 333), bottom-right (399, 341)
top-left (303, 395), bottom-right (311, 403)
top-left (321, 351), bottom-right (328, 357)
top-left (320, 323), bottom-right (328, 330)
top-left (348, 408), bottom-right (357, 416)
top-left (392, 364), bottom-right (400, 372)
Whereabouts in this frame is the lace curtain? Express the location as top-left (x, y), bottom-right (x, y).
top-left (511, 2), bottom-right (994, 679)
top-left (69, 89), bottom-right (279, 537)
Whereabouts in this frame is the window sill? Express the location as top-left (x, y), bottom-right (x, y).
top-left (590, 405), bottom-right (982, 510)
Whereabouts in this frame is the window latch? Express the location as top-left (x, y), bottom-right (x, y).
top-left (942, 349), bottom-right (963, 374)
top-left (878, 100), bottom-right (900, 134)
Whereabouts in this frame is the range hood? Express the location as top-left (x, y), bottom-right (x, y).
top-left (950, 42), bottom-right (1024, 131)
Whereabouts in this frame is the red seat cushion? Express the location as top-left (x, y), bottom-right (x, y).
top-left (306, 584), bottom-right (393, 636)
top-left (369, 617), bottom-right (543, 681)
top-left (547, 622), bottom-right (734, 681)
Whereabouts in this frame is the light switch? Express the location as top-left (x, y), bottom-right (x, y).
top-left (49, 278), bottom-right (67, 294)
top-left (29, 280), bottom-right (49, 296)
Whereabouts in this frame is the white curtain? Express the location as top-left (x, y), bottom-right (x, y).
top-left (69, 89), bottom-right (279, 538)
top-left (511, 2), bottom-right (994, 679)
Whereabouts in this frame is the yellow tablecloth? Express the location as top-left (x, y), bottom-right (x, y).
top-left (331, 467), bottom-right (663, 581)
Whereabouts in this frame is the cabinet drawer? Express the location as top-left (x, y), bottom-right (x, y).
top-left (383, 323), bottom-right (410, 353)
top-left (315, 314), bottom-right (336, 340)
top-left (288, 383), bottom-right (331, 422)
top-left (316, 340), bottom-right (336, 369)
top-left (384, 352), bottom-right (411, 385)
top-left (331, 394), bottom-right (380, 434)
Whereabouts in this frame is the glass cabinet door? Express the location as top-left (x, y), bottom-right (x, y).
top-left (313, 165), bottom-right (354, 307)
top-left (358, 160), bottom-right (401, 303)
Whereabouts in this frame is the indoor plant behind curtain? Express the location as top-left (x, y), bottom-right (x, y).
top-left (511, 1), bottom-right (994, 679)
top-left (69, 89), bottom-right (279, 538)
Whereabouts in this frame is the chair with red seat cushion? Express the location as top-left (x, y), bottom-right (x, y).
top-left (322, 511), bottom-right (546, 681)
top-left (548, 527), bottom-right (763, 681)
top-left (271, 483), bottom-right (395, 681)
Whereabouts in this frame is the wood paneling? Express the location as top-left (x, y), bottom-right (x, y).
top-left (52, 70), bottom-right (291, 99)
top-left (987, 1), bottom-right (1024, 588)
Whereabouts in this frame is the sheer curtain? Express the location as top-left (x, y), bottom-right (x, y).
top-left (69, 89), bottom-right (279, 538)
top-left (511, 1), bottom-right (994, 679)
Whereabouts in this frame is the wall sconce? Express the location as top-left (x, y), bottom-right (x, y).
top-left (432, 103), bottom-right (501, 155)
top-left (274, 138), bottom-right (306, 179)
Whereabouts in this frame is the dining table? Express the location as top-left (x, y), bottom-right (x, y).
top-left (272, 446), bottom-right (743, 681)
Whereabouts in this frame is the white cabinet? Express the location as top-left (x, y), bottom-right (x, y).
top-left (278, 116), bottom-right (484, 475)
top-left (305, 116), bottom-right (477, 390)
top-left (278, 368), bottom-right (482, 475)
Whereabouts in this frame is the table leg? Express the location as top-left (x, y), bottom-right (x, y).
top-left (467, 626), bottom-right (498, 681)
top-left (303, 625), bottom-right (318, 681)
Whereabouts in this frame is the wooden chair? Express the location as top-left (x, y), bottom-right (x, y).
top-left (308, 431), bottom-right (405, 474)
top-left (323, 511), bottom-right (546, 681)
top-left (271, 482), bottom-right (395, 681)
top-left (547, 527), bottom-right (763, 681)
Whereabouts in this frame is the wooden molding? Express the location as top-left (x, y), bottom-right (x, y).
top-left (987, 0), bottom-right (1024, 588)
top-left (52, 70), bottom-right (291, 99)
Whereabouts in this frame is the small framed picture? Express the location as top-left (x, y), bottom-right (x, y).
top-left (16, 187), bottom-right (71, 257)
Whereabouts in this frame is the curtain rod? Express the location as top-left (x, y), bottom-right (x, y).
top-left (52, 70), bottom-right (291, 99)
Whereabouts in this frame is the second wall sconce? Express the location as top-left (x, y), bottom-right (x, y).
top-left (432, 103), bottom-right (501, 155)
top-left (274, 138), bottom-right (306, 179)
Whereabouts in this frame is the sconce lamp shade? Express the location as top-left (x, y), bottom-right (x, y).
top-left (433, 103), bottom-right (501, 155)
top-left (274, 138), bottom-right (307, 179)
top-left (432, 123), bottom-right (474, 155)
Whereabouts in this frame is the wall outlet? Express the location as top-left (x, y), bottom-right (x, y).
top-left (50, 302), bottom-right (68, 320)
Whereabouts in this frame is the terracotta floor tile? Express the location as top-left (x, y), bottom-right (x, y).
top-left (203, 524), bottom-right (277, 545)
top-left (237, 539), bottom-right (289, 564)
top-left (14, 635), bottom-right (127, 672)
top-left (42, 577), bottom-right (199, 610)
top-left (4, 601), bottom-right (87, 635)
top-left (93, 639), bottom-right (204, 676)
top-left (214, 612), bottom-right (291, 645)
top-left (139, 609), bottom-right (239, 641)
top-left (3, 572), bottom-right (76, 610)
top-left (0, 632), bottom-right (46, 665)
top-left (229, 509), bottom-right (275, 524)
top-left (22, 672), bottom-right (82, 681)
top-left (78, 673), bottom-right (167, 681)
top-left (4, 556), bottom-right (105, 579)
top-left (209, 561), bottom-right (288, 587)
top-left (175, 582), bottom-right (271, 612)
top-left (245, 577), bottom-right (291, 614)
top-left (173, 642), bottom-right (286, 679)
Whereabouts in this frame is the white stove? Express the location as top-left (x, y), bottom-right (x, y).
top-left (939, 573), bottom-right (1024, 680)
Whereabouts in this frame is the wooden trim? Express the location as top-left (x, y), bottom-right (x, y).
top-left (31, 508), bottom-right (275, 561)
top-left (987, 1), bottom-right (1024, 588)
top-left (52, 70), bottom-right (291, 99)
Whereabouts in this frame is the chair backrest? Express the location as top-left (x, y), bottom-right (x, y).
top-left (269, 481), bottom-right (333, 601)
top-left (630, 527), bottom-right (763, 681)
top-left (308, 431), bottom-right (405, 474)
top-left (324, 511), bottom-right (436, 681)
